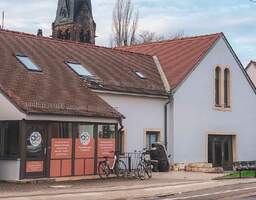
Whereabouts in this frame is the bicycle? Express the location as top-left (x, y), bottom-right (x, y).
top-left (98, 151), bottom-right (127, 179)
top-left (136, 149), bottom-right (153, 180)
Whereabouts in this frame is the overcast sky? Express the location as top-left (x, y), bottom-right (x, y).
top-left (0, 0), bottom-right (255, 66)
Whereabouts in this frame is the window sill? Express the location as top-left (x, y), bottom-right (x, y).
top-left (0, 157), bottom-right (20, 161)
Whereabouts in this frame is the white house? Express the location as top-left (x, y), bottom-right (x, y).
top-left (120, 33), bottom-right (256, 170)
top-left (246, 61), bottom-right (256, 87)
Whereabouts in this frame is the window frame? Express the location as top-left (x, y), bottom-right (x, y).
top-left (15, 54), bottom-right (42, 72)
top-left (65, 61), bottom-right (93, 78)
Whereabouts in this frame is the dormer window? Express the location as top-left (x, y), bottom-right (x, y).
top-left (134, 70), bottom-right (146, 79)
top-left (16, 55), bottom-right (41, 72)
top-left (66, 62), bottom-right (93, 77)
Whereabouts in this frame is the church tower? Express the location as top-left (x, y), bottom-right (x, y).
top-left (52, 0), bottom-right (96, 44)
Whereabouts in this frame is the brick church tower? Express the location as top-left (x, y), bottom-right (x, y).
top-left (52, 0), bottom-right (96, 44)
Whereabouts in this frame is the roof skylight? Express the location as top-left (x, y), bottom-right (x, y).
top-left (134, 70), bottom-right (146, 79)
top-left (16, 55), bottom-right (41, 72)
top-left (66, 62), bottom-right (93, 77)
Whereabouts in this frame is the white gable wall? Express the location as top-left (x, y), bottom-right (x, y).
top-left (247, 63), bottom-right (256, 87)
top-left (172, 37), bottom-right (256, 164)
top-left (97, 93), bottom-right (169, 152)
top-left (0, 92), bottom-right (25, 120)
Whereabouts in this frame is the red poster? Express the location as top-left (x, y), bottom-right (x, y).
top-left (98, 139), bottom-right (115, 158)
top-left (50, 138), bottom-right (72, 177)
top-left (51, 138), bottom-right (72, 159)
top-left (26, 161), bottom-right (44, 173)
top-left (75, 139), bottom-right (94, 158)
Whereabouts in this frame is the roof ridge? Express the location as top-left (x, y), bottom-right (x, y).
top-left (117, 32), bottom-right (223, 49)
top-left (0, 29), bottom-right (152, 58)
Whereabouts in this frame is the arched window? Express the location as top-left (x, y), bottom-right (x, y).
top-left (224, 68), bottom-right (231, 108)
top-left (215, 67), bottom-right (221, 107)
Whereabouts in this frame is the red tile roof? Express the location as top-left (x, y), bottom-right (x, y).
top-left (117, 33), bottom-right (222, 89)
top-left (0, 29), bottom-right (125, 118)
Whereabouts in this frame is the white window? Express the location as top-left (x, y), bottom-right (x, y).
top-left (16, 55), bottom-right (41, 71)
top-left (66, 62), bottom-right (93, 77)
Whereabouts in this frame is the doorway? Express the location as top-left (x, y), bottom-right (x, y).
top-left (25, 123), bottom-right (49, 178)
top-left (208, 135), bottom-right (233, 170)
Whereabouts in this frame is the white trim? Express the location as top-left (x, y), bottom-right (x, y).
top-left (92, 89), bottom-right (168, 99)
top-left (25, 114), bottom-right (118, 123)
top-left (153, 56), bottom-right (171, 92)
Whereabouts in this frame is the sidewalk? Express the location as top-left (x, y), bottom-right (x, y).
top-left (0, 172), bottom-right (255, 200)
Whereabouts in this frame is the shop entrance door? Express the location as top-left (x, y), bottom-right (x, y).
top-left (208, 135), bottom-right (233, 170)
top-left (25, 123), bottom-right (49, 178)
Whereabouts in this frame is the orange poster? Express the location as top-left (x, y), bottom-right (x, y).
top-left (51, 138), bottom-right (72, 159)
top-left (75, 138), bottom-right (94, 158)
top-left (98, 139), bottom-right (115, 158)
top-left (26, 161), bottom-right (44, 173)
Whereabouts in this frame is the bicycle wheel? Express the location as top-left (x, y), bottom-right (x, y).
top-left (98, 161), bottom-right (110, 179)
top-left (115, 160), bottom-right (127, 177)
top-left (145, 162), bottom-right (152, 179)
top-left (137, 163), bottom-right (146, 180)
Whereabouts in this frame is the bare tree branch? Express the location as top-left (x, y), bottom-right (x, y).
top-left (112, 0), bottom-right (139, 47)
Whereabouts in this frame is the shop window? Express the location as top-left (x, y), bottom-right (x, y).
top-left (98, 125), bottom-right (115, 139)
top-left (146, 131), bottom-right (159, 149)
top-left (77, 124), bottom-right (94, 141)
top-left (51, 123), bottom-right (72, 138)
top-left (0, 121), bottom-right (19, 158)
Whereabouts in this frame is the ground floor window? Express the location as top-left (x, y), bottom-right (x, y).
top-left (0, 121), bottom-right (19, 158)
top-left (146, 131), bottom-right (160, 149)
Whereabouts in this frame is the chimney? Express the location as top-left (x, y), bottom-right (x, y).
top-left (37, 29), bottom-right (43, 37)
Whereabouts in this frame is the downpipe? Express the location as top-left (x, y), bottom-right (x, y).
top-left (164, 92), bottom-right (173, 150)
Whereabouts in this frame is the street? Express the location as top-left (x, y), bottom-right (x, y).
top-left (1, 172), bottom-right (256, 200)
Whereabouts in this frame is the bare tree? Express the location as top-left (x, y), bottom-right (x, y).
top-left (112, 0), bottom-right (139, 47)
top-left (136, 30), bottom-right (184, 44)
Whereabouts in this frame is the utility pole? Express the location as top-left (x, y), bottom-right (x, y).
top-left (1, 11), bottom-right (4, 29)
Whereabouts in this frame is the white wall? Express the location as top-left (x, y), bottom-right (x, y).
top-left (247, 63), bottom-right (256, 87)
top-left (172, 37), bottom-right (256, 164)
top-left (0, 92), bottom-right (25, 120)
top-left (0, 160), bottom-right (20, 181)
top-left (98, 93), bottom-right (169, 152)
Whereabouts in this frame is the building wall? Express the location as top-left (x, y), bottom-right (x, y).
top-left (98, 93), bottom-right (169, 152)
top-left (0, 160), bottom-right (20, 181)
top-left (0, 92), bottom-right (25, 120)
top-left (247, 63), bottom-right (256, 87)
top-left (172, 37), bottom-right (256, 164)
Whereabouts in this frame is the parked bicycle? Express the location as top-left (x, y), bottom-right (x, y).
top-left (136, 148), bottom-right (153, 180)
top-left (98, 151), bottom-right (127, 179)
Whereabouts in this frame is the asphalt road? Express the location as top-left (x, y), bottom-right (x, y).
top-left (153, 182), bottom-right (256, 200)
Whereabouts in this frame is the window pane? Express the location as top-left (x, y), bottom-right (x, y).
top-left (135, 71), bottom-right (146, 79)
top-left (78, 124), bottom-right (94, 139)
top-left (51, 123), bottom-right (72, 138)
top-left (215, 67), bottom-right (221, 106)
top-left (0, 122), bottom-right (19, 158)
top-left (98, 125), bottom-right (115, 139)
top-left (67, 62), bottom-right (92, 77)
top-left (224, 69), bottom-right (230, 108)
top-left (16, 55), bottom-right (40, 71)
